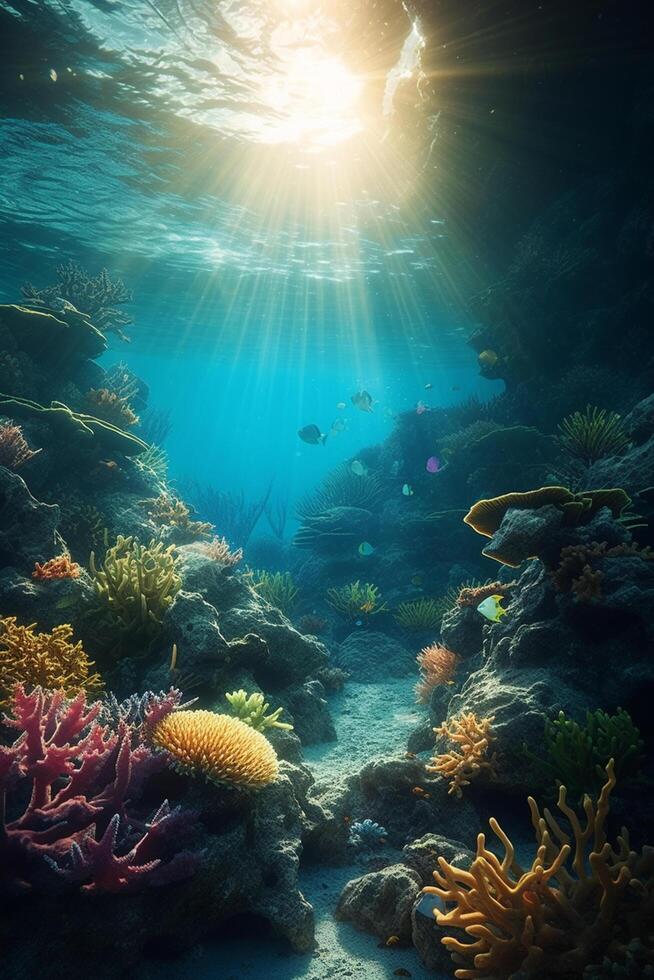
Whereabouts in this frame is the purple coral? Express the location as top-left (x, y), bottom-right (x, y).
top-left (0, 685), bottom-right (198, 895)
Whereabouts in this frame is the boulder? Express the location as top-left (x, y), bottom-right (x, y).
top-left (337, 864), bottom-right (422, 941)
top-left (0, 466), bottom-right (60, 571)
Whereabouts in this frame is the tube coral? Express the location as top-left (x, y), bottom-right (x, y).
top-left (149, 709), bottom-right (279, 789)
top-left (224, 690), bottom-right (293, 732)
top-left (89, 535), bottom-right (181, 638)
top-left (0, 616), bottom-right (102, 707)
top-left (427, 713), bottom-right (497, 798)
top-left (423, 760), bottom-right (654, 978)
top-left (415, 644), bottom-right (459, 703)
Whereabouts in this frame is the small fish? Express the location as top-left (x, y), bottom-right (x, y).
top-left (390, 460), bottom-right (400, 476)
top-left (424, 382), bottom-right (433, 390)
top-left (410, 574), bottom-right (423, 587)
top-left (49, 68), bottom-right (57, 82)
top-left (477, 594), bottom-right (508, 623)
top-left (416, 401), bottom-right (428, 416)
top-left (411, 786), bottom-right (430, 799)
top-left (426, 455), bottom-right (442, 473)
top-left (351, 389), bottom-right (374, 413)
top-left (336, 401), bottom-right (346, 410)
top-left (385, 936), bottom-right (400, 947)
top-left (358, 541), bottom-right (375, 557)
top-left (350, 459), bottom-right (367, 476)
top-left (330, 417), bottom-right (347, 436)
top-left (402, 484), bottom-right (414, 496)
top-left (478, 349), bottom-right (499, 368)
top-left (298, 424), bottom-right (326, 445)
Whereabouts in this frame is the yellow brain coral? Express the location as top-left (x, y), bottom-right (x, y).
top-left (0, 616), bottom-right (102, 706)
top-left (151, 709), bottom-right (279, 789)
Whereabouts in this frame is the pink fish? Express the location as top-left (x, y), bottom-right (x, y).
top-left (426, 455), bottom-right (441, 473)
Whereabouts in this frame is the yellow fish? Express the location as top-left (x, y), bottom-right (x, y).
top-left (476, 594), bottom-right (507, 623)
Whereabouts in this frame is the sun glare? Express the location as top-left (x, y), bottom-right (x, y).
top-left (262, 48), bottom-right (363, 148)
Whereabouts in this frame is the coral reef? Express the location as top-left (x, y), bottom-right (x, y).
top-left (297, 463), bottom-right (384, 518)
top-left (0, 685), bottom-right (196, 894)
top-left (395, 597), bottom-right (445, 631)
top-left (142, 492), bottom-right (214, 540)
top-left (415, 643), bottom-right (459, 703)
top-left (0, 617), bottom-right (102, 706)
top-left (32, 555), bottom-right (81, 580)
top-left (224, 689), bottom-right (293, 732)
top-left (190, 535), bottom-right (243, 566)
top-left (84, 387), bottom-right (139, 428)
top-left (90, 535), bottom-right (181, 639)
top-left (427, 713), bottom-right (497, 798)
top-left (558, 405), bottom-right (631, 464)
top-left (327, 580), bottom-right (386, 619)
top-left (149, 709), bottom-right (280, 789)
top-left (251, 569), bottom-right (299, 615)
top-left (552, 540), bottom-right (653, 601)
top-left (423, 762), bottom-right (654, 978)
top-left (0, 422), bottom-right (40, 469)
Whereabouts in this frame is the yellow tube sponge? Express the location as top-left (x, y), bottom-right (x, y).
top-left (150, 709), bottom-right (279, 789)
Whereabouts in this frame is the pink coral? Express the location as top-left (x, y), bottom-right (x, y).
top-left (0, 685), bottom-right (197, 894)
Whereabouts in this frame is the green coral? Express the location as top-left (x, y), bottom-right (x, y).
top-left (224, 690), bottom-right (293, 733)
top-left (541, 707), bottom-right (644, 802)
top-left (251, 570), bottom-right (298, 616)
top-left (0, 393), bottom-right (148, 457)
top-left (326, 580), bottom-right (386, 619)
top-left (558, 405), bottom-right (631, 465)
top-left (89, 535), bottom-right (181, 638)
top-left (394, 597), bottom-right (446, 631)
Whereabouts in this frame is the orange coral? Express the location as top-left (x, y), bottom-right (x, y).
top-left (150, 709), bottom-right (279, 789)
top-left (0, 616), bottom-right (102, 706)
top-left (84, 387), bottom-right (139, 427)
top-left (427, 713), bottom-right (497, 798)
top-left (32, 555), bottom-right (81, 580)
top-left (415, 643), bottom-right (459, 703)
top-left (191, 536), bottom-right (243, 566)
top-left (456, 582), bottom-right (508, 607)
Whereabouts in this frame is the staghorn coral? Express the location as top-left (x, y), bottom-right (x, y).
top-left (296, 463), bottom-right (384, 520)
top-left (427, 713), bottom-right (497, 798)
top-left (394, 598), bottom-right (445, 631)
top-left (558, 405), bottom-right (631, 465)
top-left (149, 709), bottom-right (279, 789)
top-left (0, 616), bottom-right (102, 707)
top-left (142, 492), bottom-right (214, 540)
top-left (224, 690), bottom-right (293, 733)
top-left (84, 387), bottom-right (139, 428)
top-left (90, 535), bottom-right (181, 639)
top-left (423, 761), bottom-right (654, 978)
top-left (251, 569), bottom-right (298, 615)
top-left (191, 536), bottom-right (243, 567)
top-left (327, 581), bottom-right (386, 619)
top-left (32, 555), bottom-right (81, 580)
top-left (0, 685), bottom-right (197, 894)
top-left (0, 422), bottom-right (40, 469)
top-left (538, 708), bottom-right (645, 803)
top-left (22, 260), bottom-right (133, 340)
top-left (415, 643), bottom-right (459, 703)
top-left (553, 540), bottom-right (653, 602)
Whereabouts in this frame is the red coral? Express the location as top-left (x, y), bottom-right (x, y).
top-left (0, 423), bottom-right (40, 470)
top-left (32, 555), bottom-right (82, 580)
top-left (0, 686), bottom-right (197, 895)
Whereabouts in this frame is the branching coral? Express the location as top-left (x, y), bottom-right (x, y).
top-left (415, 644), bottom-right (459, 703)
top-left (90, 535), bottom-right (181, 638)
top-left (0, 422), bottom-right (40, 469)
top-left (149, 709), bottom-right (279, 789)
top-left (427, 713), bottom-right (497, 798)
top-left (251, 570), bottom-right (298, 615)
top-left (224, 690), bottom-right (293, 733)
top-left (456, 581), bottom-right (509, 607)
top-left (326, 581), bottom-right (386, 619)
top-left (0, 685), bottom-right (197, 894)
top-left (142, 493), bottom-right (214, 539)
top-left (552, 541), bottom-right (653, 602)
top-left (191, 536), bottom-right (243, 567)
top-left (0, 617), bottom-right (102, 707)
top-left (538, 708), bottom-right (644, 802)
top-left (32, 555), bottom-right (81, 580)
top-left (394, 598), bottom-right (445, 631)
top-left (22, 260), bottom-right (133, 340)
top-left (558, 405), bottom-right (631, 464)
top-left (423, 761), bottom-right (654, 978)
top-left (84, 387), bottom-right (139, 428)
top-left (135, 443), bottom-right (169, 482)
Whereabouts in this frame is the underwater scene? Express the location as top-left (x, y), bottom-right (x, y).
top-left (1, 1), bottom-right (653, 978)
